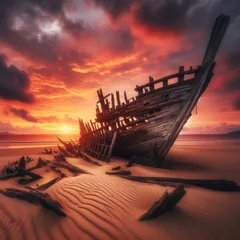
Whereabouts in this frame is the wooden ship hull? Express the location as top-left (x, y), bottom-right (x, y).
top-left (79, 15), bottom-right (230, 167)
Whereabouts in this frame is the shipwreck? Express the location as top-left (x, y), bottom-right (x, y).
top-left (78, 14), bottom-right (230, 167)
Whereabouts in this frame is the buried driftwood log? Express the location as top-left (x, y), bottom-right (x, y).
top-left (112, 166), bottom-right (121, 171)
top-left (41, 148), bottom-right (52, 155)
top-left (105, 170), bottom-right (131, 176)
top-left (53, 153), bottom-right (92, 175)
top-left (0, 166), bottom-right (43, 184)
top-left (80, 151), bottom-right (102, 166)
top-left (35, 174), bottom-right (66, 191)
top-left (139, 184), bottom-right (186, 221)
top-left (0, 188), bottom-right (66, 216)
top-left (119, 176), bottom-right (240, 192)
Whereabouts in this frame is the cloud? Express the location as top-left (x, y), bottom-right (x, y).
top-left (233, 96), bottom-right (240, 110)
top-left (224, 77), bottom-right (240, 92)
top-left (183, 122), bottom-right (240, 134)
top-left (0, 121), bottom-right (54, 134)
top-left (134, 0), bottom-right (194, 33)
top-left (90, 0), bottom-right (133, 20)
top-left (7, 107), bottom-right (58, 123)
top-left (226, 49), bottom-right (240, 67)
top-left (0, 54), bottom-right (35, 103)
top-left (8, 107), bottom-right (38, 123)
top-left (0, 121), bottom-right (14, 132)
top-left (6, 106), bottom-right (78, 124)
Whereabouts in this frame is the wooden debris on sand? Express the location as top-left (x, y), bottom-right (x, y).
top-left (35, 174), bottom-right (66, 191)
top-left (126, 156), bottom-right (136, 167)
top-left (53, 153), bottom-right (92, 175)
top-left (0, 156), bottom-right (43, 183)
top-left (105, 170), bottom-right (131, 176)
top-left (119, 175), bottom-right (240, 192)
top-left (0, 154), bottom-right (91, 190)
top-left (0, 188), bottom-right (66, 216)
top-left (41, 148), bottom-right (52, 155)
top-left (112, 166), bottom-right (121, 171)
top-left (139, 184), bottom-right (186, 221)
top-left (56, 137), bottom-right (103, 166)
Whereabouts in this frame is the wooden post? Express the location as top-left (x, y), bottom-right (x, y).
top-left (116, 91), bottom-right (121, 108)
top-left (90, 120), bottom-right (95, 131)
top-left (111, 93), bottom-right (115, 110)
top-left (124, 91), bottom-right (129, 104)
top-left (96, 105), bottom-right (100, 114)
top-left (97, 88), bottom-right (106, 113)
top-left (178, 66), bottom-right (184, 82)
top-left (136, 85), bottom-right (143, 96)
top-left (149, 76), bottom-right (154, 92)
top-left (105, 98), bottom-right (110, 112)
top-left (163, 80), bottom-right (168, 87)
top-left (106, 132), bottom-right (117, 162)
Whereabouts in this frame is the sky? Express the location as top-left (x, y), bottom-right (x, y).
top-left (0, 0), bottom-right (239, 135)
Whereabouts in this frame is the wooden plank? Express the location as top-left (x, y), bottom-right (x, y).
top-left (124, 91), bottom-right (129, 104)
top-left (111, 93), bottom-right (115, 110)
top-left (106, 132), bottom-right (118, 162)
top-left (116, 91), bottom-right (121, 107)
top-left (135, 67), bottom-right (199, 91)
top-left (159, 14), bottom-right (230, 160)
top-left (149, 76), bottom-right (155, 92)
top-left (178, 66), bottom-right (184, 82)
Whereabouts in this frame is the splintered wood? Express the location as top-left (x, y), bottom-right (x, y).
top-left (139, 184), bottom-right (186, 221)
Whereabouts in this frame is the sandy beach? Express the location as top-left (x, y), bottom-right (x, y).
top-left (0, 137), bottom-right (239, 240)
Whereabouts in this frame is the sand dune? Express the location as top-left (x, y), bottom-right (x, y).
top-left (0, 146), bottom-right (240, 240)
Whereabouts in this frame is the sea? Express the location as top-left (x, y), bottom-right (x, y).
top-left (0, 134), bottom-right (79, 149)
top-left (0, 133), bottom-right (239, 149)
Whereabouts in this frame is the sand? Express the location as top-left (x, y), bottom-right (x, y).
top-left (0, 142), bottom-right (239, 240)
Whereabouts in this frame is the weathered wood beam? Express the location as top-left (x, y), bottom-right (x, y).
top-left (178, 66), bottom-right (184, 82)
top-left (135, 67), bottom-right (199, 91)
top-left (106, 131), bottom-right (117, 162)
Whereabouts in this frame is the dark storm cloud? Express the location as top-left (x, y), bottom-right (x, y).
top-left (91, 0), bottom-right (133, 19)
top-left (134, 0), bottom-right (194, 32)
top-left (233, 96), bottom-right (240, 110)
top-left (6, 106), bottom-right (77, 123)
top-left (107, 28), bottom-right (135, 53)
top-left (0, 0), bottom-right (86, 64)
top-left (0, 54), bottom-right (35, 103)
top-left (7, 106), bottom-right (59, 123)
top-left (226, 49), bottom-right (240, 69)
top-left (224, 77), bottom-right (240, 93)
top-left (8, 107), bottom-right (38, 123)
top-left (0, 121), bottom-right (14, 132)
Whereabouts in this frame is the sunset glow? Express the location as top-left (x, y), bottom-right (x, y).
top-left (61, 125), bottom-right (73, 134)
top-left (0, 0), bottom-right (239, 135)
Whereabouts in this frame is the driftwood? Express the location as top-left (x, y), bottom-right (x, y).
top-left (105, 170), bottom-right (131, 176)
top-left (58, 145), bottom-right (74, 157)
top-left (41, 148), bottom-right (52, 155)
top-left (126, 155), bottom-right (136, 167)
top-left (112, 166), bottom-right (121, 171)
top-left (16, 167), bottom-right (43, 184)
top-left (0, 165), bottom-right (42, 184)
top-left (119, 175), bottom-right (240, 192)
top-left (35, 174), bottom-right (66, 191)
top-left (0, 173), bottom-right (18, 180)
top-left (27, 157), bottom-right (49, 171)
top-left (0, 188), bottom-right (66, 216)
top-left (139, 184), bottom-right (186, 221)
top-left (53, 153), bottom-right (92, 175)
top-left (80, 151), bottom-right (102, 166)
